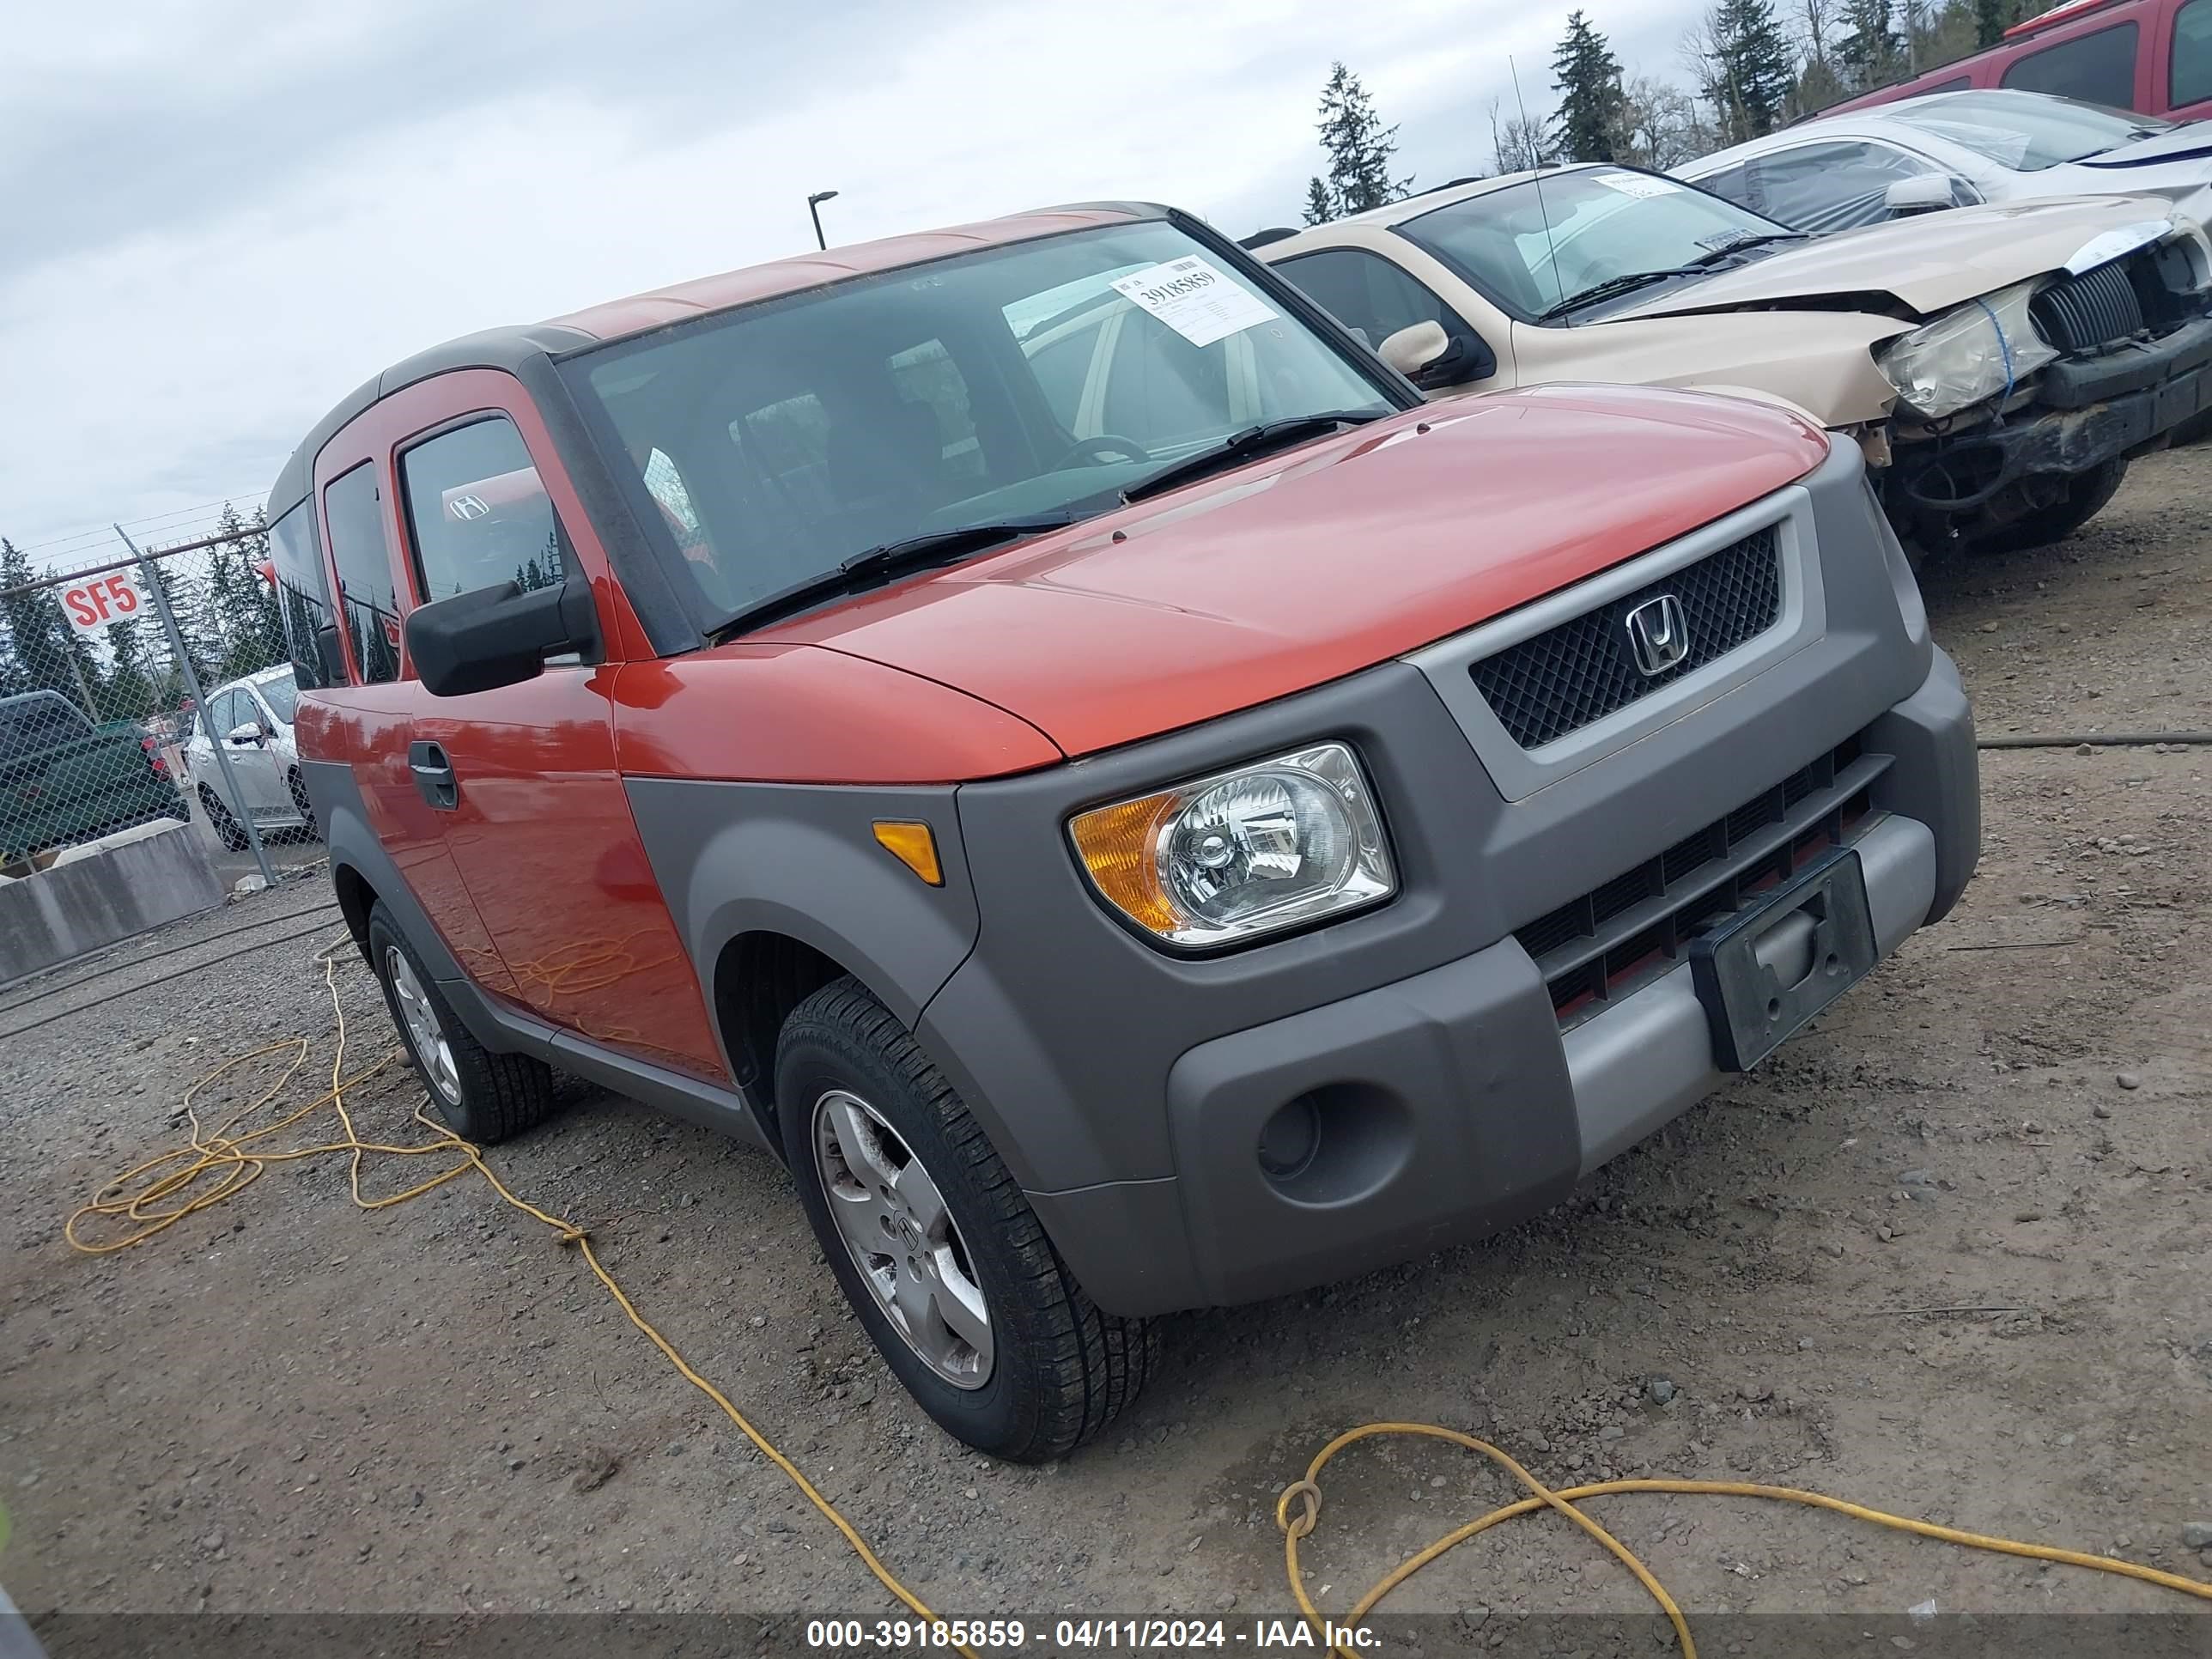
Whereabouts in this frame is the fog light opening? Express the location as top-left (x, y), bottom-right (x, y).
top-left (1256, 1096), bottom-right (1322, 1182)
top-left (1257, 1083), bottom-right (1412, 1206)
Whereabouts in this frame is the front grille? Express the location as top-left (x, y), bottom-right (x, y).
top-left (1468, 526), bottom-right (1782, 750)
top-left (1514, 734), bottom-right (1888, 1024)
top-left (2032, 258), bottom-right (2144, 356)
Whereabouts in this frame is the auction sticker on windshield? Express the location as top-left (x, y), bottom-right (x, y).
top-left (1109, 255), bottom-right (1279, 347)
top-left (1591, 172), bottom-right (1680, 198)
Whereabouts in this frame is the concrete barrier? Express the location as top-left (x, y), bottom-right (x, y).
top-left (0, 820), bottom-right (223, 987)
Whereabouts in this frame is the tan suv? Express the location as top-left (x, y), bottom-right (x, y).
top-left (1257, 164), bottom-right (2212, 558)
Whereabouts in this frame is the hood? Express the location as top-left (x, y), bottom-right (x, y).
top-left (2079, 123), bottom-right (2212, 171)
top-left (748, 386), bottom-right (1829, 759)
top-left (1613, 195), bottom-right (2178, 321)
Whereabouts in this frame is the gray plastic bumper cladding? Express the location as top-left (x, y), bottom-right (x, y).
top-left (938, 442), bottom-right (1979, 1317)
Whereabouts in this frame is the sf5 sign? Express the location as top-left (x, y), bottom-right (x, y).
top-left (60, 570), bottom-right (150, 635)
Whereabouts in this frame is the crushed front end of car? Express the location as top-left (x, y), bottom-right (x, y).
top-left (1877, 217), bottom-right (2212, 553)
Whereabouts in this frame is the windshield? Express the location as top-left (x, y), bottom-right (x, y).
top-left (256, 671), bottom-right (300, 724)
top-left (1891, 90), bottom-right (2172, 171)
top-left (557, 221), bottom-right (1395, 629)
top-left (1397, 169), bottom-right (1790, 319)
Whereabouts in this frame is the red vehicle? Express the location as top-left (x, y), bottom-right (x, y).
top-left (1825, 0), bottom-right (2212, 120)
top-left (271, 203), bottom-right (1978, 1459)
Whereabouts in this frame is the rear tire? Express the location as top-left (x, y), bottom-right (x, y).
top-left (1972, 459), bottom-right (2128, 555)
top-left (366, 902), bottom-right (556, 1143)
top-left (775, 976), bottom-right (1157, 1462)
top-left (199, 784), bottom-right (249, 852)
top-left (286, 768), bottom-right (321, 840)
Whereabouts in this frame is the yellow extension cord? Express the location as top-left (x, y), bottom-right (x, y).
top-left (62, 939), bottom-right (2212, 1659)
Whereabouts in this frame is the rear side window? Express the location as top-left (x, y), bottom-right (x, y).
top-left (2001, 23), bottom-right (2139, 106)
top-left (1273, 247), bottom-right (1471, 348)
top-left (268, 501), bottom-right (335, 690)
top-left (324, 462), bottom-right (400, 684)
top-left (258, 674), bottom-right (300, 724)
top-left (398, 417), bottom-right (571, 601)
top-left (2176, 0), bottom-right (2212, 106)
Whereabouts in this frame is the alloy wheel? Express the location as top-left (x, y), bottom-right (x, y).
top-left (811, 1088), bottom-right (994, 1389)
top-left (385, 945), bottom-right (461, 1106)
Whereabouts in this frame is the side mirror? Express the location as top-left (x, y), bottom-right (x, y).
top-left (1379, 320), bottom-right (1498, 390)
top-left (405, 580), bottom-right (598, 698)
top-left (1379, 320), bottom-right (1449, 377)
top-left (313, 623), bottom-right (347, 687)
top-left (1885, 174), bottom-right (1959, 216)
top-left (226, 722), bottom-right (264, 746)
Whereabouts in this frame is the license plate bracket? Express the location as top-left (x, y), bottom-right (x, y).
top-left (1689, 848), bottom-right (1876, 1072)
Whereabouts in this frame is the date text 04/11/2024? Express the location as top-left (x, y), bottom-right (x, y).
top-left (802, 1617), bottom-right (1381, 1650)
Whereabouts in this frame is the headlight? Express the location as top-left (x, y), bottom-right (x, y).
top-left (1875, 278), bottom-right (2057, 420)
top-left (1068, 741), bottom-right (1395, 948)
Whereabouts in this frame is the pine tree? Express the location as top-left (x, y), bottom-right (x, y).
top-left (1302, 177), bottom-right (1335, 226)
top-left (203, 506), bottom-right (286, 679)
top-left (0, 537), bottom-right (100, 714)
top-left (1552, 11), bottom-right (1626, 163)
top-left (1703, 0), bottom-right (1797, 142)
top-left (1838, 0), bottom-right (1903, 90)
top-left (1974, 0), bottom-right (2011, 47)
top-left (100, 617), bottom-right (155, 720)
top-left (1316, 63), bottom-right (1413, 216)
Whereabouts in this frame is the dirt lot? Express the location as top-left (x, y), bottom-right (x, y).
top-left (3, 443), bottom-right (2209, 1653)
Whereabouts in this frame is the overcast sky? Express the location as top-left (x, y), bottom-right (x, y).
top-left (2, 0), bottom-right (1694, 571)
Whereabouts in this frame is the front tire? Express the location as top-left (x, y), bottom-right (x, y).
top-left (199, 784), bottom-right (249, 852)
top-left (285, 767), bottom-right (321, 840)
top-left (366, 902), bottom-right (555, 1143)
top-left (776, 977), bottom-right (1156, 1462)
top-left (1973, 459), bottom-right (2128, 555)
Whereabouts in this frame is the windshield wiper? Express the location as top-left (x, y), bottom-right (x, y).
top-left (708, 514), bottom-right (1078, 640)
top-left (1538, 267), bottom-right (1708, 320)
top-left (1539, 238), bottom-right (1799, 323)
top-left (1119, 411), bottom-right (1391, 504)
top-left (1692, 231), bottom-right (1804, 261)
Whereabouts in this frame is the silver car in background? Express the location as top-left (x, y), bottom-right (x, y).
top-left (1680, 88), bottom-right (2212, 234)
top-left (180, 664), bottom-right (317, 849)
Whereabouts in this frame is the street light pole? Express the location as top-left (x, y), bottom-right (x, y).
top-left (807, 190), bottom-right (840, 251)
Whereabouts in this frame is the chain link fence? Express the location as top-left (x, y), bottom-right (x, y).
top-left (0, 514), bottom-right (308, 881)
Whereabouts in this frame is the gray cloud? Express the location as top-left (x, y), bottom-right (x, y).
top-left (1, 0), bottom-right (930, 284)
top-left (3, 0), bottom-right (1698, 561)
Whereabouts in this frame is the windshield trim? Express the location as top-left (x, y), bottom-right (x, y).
top-left (549, 210), bottom-right (1419, 647)
top-left (1392, 166), bottom-right (1794, 325)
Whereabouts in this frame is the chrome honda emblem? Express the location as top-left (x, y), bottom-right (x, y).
top-left (1624, 593), bottom-right (1690, 677)
top-left (448, 494), bottom-right (490, 522)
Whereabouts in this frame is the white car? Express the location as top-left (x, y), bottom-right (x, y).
top-left (181, 665), bottom-right (316, 848)
top-left (1679, 88), bottom-right (2212, 235)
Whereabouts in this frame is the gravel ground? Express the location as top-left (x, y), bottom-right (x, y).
top-left (3, 444), bottom-right (2209, 1651)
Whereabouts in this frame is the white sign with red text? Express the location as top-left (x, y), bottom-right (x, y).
top-left (59, 569), bottom-right (152, 635)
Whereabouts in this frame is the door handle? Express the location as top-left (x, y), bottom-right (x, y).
top-left (408, 740), bottom-right (459, 811)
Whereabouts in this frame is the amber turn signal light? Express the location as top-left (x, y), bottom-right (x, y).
top-left (872, 819), bottom-right (944, 886)
top-left (1067, 791), bottom-right (1181, 934)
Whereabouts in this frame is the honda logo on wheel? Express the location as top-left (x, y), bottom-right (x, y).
top-left (1624, 593), bottom-right (1690, 677)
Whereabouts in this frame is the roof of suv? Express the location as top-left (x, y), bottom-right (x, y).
top-left (267, 203), bottom-right (1152, 519)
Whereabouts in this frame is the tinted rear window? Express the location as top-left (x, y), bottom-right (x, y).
top-left (2176, 0), bottom-right (2212, 106)
top-left (324, 463), bottom-right (400, 684)
top-left (0, 696), bottom-right (90, 762)
top-left (2001, 23), bottom-right (2140, 108)
top-left (270, 501), bottom-right (336, 690)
